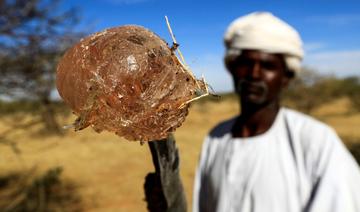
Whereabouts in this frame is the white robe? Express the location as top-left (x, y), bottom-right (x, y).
top-left (193, 108), bottom-right (360, 212)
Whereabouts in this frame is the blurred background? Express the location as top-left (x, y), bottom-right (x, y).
top-left (0, 0), bottom-right (359, 211)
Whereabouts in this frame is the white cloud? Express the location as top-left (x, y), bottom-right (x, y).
top-left (306, 14), bottom-right (360, 26)
top-left (103, 0), bottom-right (150, 5)
top-left (303, 42), bottom-right (326, 53)
top-left (304, 50), bottom-right (360, 77)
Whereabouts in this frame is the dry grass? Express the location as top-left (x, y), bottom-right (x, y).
top-left (0, 97), bottom-right (359, 211)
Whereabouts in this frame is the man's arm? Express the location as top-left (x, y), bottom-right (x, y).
top-left (305, 130), bottom-right (360, 212)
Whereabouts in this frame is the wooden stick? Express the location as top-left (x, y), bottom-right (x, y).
top-left (144, 134), bottom-right (187, 211)
top-left (164, 16), bottom-right (199, 86)
top-left (165, 16), bottom-right (187, 66)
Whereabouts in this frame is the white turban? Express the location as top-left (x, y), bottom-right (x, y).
top-left (224, 12), bottom-right (304, 74)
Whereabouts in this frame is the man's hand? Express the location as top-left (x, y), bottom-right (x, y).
top-left (144, 134), bottom-right (187, 212)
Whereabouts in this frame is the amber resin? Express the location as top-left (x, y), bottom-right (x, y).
top-left (56, 25), bottom-right (205, 142)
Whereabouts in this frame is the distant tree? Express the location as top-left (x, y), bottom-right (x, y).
top-left (341, 77), bottom-right (360, 112)
top-left (283, 67), bottom-right (325, 114)
top-left (283, 67), bottom-right (360, 114)
top-left (0, 0), bottom-right (83, 133)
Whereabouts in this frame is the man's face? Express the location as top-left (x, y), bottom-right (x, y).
top-left (227, 50), bottom-right (290, 105)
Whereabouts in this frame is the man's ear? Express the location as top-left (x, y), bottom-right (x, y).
top-left (281, 71), bottom-right (294, 88)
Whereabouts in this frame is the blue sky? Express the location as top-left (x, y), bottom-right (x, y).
top-left (61, 0), bottom-right (360, 92)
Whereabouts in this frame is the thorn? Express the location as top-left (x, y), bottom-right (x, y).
top-left (62, 124), bottom-right (74, 130)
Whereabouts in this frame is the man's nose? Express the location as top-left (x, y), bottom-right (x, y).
top-left (248, 62), bottom-right (262, 79)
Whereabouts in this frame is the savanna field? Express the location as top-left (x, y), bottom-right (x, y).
top-left (1, 96), bottom-right (360, 211)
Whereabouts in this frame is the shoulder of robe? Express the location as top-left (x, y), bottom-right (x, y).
top-left (207, 116), bottom-right (238, 139)
top-left (282, 107), bottom-right (340, 150)
top-left (284, 108), bottom-right (344, 159)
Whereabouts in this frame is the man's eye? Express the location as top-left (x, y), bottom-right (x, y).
top-left (262, 62), bottom-right (278, 70)
top-left (236, 59), bottom-right (252, 67)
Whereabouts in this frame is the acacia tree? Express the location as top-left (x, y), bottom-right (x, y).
top-left (283, 67), bottom-right (324, 113)
top-left (341, 77), bottom-right (360, 112)
top-left (0, 0), bottom-right (82, 133)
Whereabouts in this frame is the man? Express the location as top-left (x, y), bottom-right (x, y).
top-left (193, 12), bottom-right (360, 212)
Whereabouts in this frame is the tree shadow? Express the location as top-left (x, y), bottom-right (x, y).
top-left (0, 167), bottom-right (83, 212)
